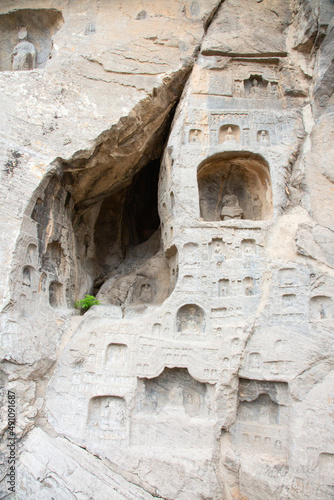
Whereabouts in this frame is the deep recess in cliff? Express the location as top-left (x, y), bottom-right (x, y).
top-left (0, 1), bottom-right (334, 499)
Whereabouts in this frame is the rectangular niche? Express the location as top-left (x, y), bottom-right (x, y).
top-left (231, 379), bottom-right (289, 459)
top-left (0, 9), bottom-right (64, 71)
top-left (105, 343), bottom-right (128, 369)
top-left (130, 368), bottom-right (215, 451)
top-left (87, 396), bottom-right (127, 440)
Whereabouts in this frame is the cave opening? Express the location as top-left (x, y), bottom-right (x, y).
top-left (121, 159), bottom-right (161, 248)
top-left (92, 159), bottom-right (162, 296)
top-left (24, 86), bottom-right (183, 312)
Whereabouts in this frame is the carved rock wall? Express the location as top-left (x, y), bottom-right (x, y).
top-left (1, 1), bottom-right (334, 499)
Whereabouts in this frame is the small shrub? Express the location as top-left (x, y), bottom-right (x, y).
top-left (75, 295), bottom-right (100, 312)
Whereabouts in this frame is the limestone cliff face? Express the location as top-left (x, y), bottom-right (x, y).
top-left (0, 1), bottom-right (334, 499)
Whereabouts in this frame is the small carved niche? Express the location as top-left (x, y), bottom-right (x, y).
top-left (26, 244), bottom-right (38, 265)
top-left (22, 265), bottom-right (34, 287)
top-left (241, 239), bottom-right (257, 255)
top-left (183, 242), bottom-right (199, 264)
top-left (219, 125), bottom-right (240, 144)
top-left (248, 352), bottom-right (262, 371)
top-left (152, 323), bottom-right (162, 336)
top-left (176, 304), bottom-right (205, 333)
top-left (282, 293), bottom-right (297, 310)
top-left (31, 197), bottom-right (44, 223)
top-left (218, 279), bottom-right (230, 297)
top-left (244, 277), bottom-right (254, 296)
top-left (257, 130), bottom-right (270, 146)
top-left (42, 241), bottom-right (65, 276)
top-left (87, 396), bottom-right (126, 431)
top-left (197, 152), bottom-right (272, 221)
top-left (130, 277), bottom-right (155, 305)
top-left (233, 80), bottom-right (244, 97)
top-left (209, 238), bottom-right (226, 260)
top-left (244, 75), bottom-right (267, 97)
top-left (105, 343), bottom-right (128, 367)
top-left (49, 281), bottom-right (64, 308)
top-left (189, 129), bottom-right (203, 144)
top-left (0, 9), bottom-right (64, 71)
top-left (318, 453), bottom-right (334, 478)
top-left (309, 296), bottom-right (333, 320)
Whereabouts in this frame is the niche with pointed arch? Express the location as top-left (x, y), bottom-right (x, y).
top-left (197, 152), bottom-right (273, 221)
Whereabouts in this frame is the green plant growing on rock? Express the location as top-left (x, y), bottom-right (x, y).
top-left (75, 295), bottom-right (100, 313)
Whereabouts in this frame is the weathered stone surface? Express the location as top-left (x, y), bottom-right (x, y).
top-left (1, 1), bottom-right (334, 499)
top-left (201, 0), bottom-right (292, 56)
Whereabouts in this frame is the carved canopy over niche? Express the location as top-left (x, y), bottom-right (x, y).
top-left (197, 152), bottom-right (273, 222)
top-left (0, 9), bottom-right (64, 71)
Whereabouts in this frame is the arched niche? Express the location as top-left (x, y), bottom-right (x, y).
top-left (0, 9), bottom-right (64, 72)
top-left (219, 124), bottom-right (240, 145)
top-left (309, 295), bottom-right (333, 320)
top-left (49, 281), bottom-right (64, 308)
top-left (22, 265), bottom-right (34, 287)
top-left (176, 304), bottom-right (205, 333)
top-left (197, 152), bottom-right (272, 221)
top-left (42, 241), bottom-right (66, 276)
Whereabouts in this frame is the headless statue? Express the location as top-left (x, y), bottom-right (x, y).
top-left (12, 27), bottom-right (36, 71)
top-left (220, 193), bottom-right (243, 220)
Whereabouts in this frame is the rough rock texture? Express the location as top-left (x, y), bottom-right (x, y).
top-left (1, 1), bottom-right (334, 499)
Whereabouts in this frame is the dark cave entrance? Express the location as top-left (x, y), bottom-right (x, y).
top-left (92, 159), bottom-right (161, 293)
top-left (121, 159), bottom-right (161, 248)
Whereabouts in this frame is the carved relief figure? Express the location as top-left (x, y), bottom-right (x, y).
top-left (167, 384), bottom-right (184, 408)
top-left (234, 80), bottom-right (243, 97)
top-left (249, 78), bottom-right (262, 97)
top-left (219, 279), bottom-right (230, 297)
top-left (106, 344), bottom-right (127, 367)
top-left (253, 195), bottom-right (262, 219)
top-left (23, 266), bottom-right (32, 286)
top-left (270, 82), bottom-right (279, 97)
top-left (192, 130), bottom-right (200, 143)
top-left (258, 130), bottom-right (269, 146)
top-left (223, 127), bottom-right (237, 144)
top-left (244, 277), bottom-right (254, 296)
top-left (12, 27), bottom-right (36, 71)
top-left (220, 194), bottom-right (243, 220)
top-left (197, 155), bottom-right (272, 221)
top-left (309, 296), bottom-right (333, 320)
top-left (140, 283), bottom-right (152, 302)
top-left (189, 129), bottom-right (202, 144)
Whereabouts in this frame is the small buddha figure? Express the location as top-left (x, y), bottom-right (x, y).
top-left (220, 193), bottom-right (243, 221)
top-left (223, 127), bottom-right (236, 144)
top-left (270, 82), bottom-right (279, 97)
top-left (191, 130), bottom-right (200, 143)
top-left (140, 283), bottom-right (152, 302)
top-left (234, 81), bottom-right (243, 97)
top-left (259, 130), bottom-right (269, 146)
top-left (249, 78), bottom-right (262, 97)
top-left (12, 27), bottom-right (36, 71)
